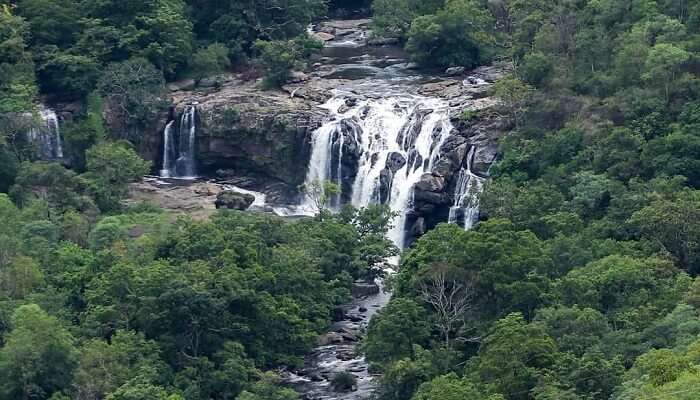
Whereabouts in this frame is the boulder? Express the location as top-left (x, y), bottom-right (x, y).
top-left (367, 37), bottom-right (400, 46)
top-left (385, 152), bottom-right (407, 173)
top-left (197, 77), bottom-right (221, 88)
top-left (289, 71), bottom-right (310, 83)
top-left (378, 169), bottom-right (393, 204)
top-left (352, 282), bottom-right (380, 297)
top-left (410, 217), bottom-right (427, 237)
top-left (313, 32), bottom-right (335, 42)
top-left (317, 332), bottom-right (345, 346)
top-left (215, 191), bottom-right (255, 210)
top-left (415, 174), bottom-right (445, 192)
top-left (167, 79), bottom-right (196, 92)
top-left (194, 183), bottom-right (223, 196)
top-left (445, 66), bottom-right (466, 76)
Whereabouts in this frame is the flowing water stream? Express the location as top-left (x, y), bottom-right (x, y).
top-left (27, 106), bottom-right (64, 160)
top-left (289, 21), bottom-right (487, 400)
top-left (160, 105), bottom-right (198, 179)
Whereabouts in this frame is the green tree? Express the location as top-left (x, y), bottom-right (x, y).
top-left (254, 36), bottom-right (322, 88)
top-left (493, 74), bottom-right (533, 128)
top-left (9, 161), bottom-right (92, 215)
top-left (405, 0), bottom-right (495, 69)
top-left (0, 304), bottom-right (77, 400)
top-left (557, 255), bottom-right (690, 329)
top-left (371, 0), bottom-right (443, 39)
top-left (643, 43), bottom-right (690, 102)
top-left (300, 180), bottom-right (341, 218)
top-left (191, 43), bottom-right (231, 84)
top-left (97, 58), bottom-right (166, 132)
top-left (364, 298), bottom-right (431, 367)
top-left (473, 313), bottom-right (557, 400)
top-left (412, 373), bottom-right (503, 400)
top-left (629, 195), bottom-right (700, 273)
top-left (73, 330), bottom-right (168, 400)
top-left (83, 142), bottom-right (150, 212)
top-left (235, 372), bottom-right (298, 400)
top-left (0, 256), bottom-right (43, 299)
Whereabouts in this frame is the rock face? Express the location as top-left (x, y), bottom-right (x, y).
top-left (405, 64), bottom-right (511, 240)
top-left (167, 77), bottom-right (328, 203)
top-left (215, 191), bottom-right (255, 210)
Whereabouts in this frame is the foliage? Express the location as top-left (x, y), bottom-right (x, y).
top-left (191, 43), bottom-right (231, 83)
top-left (371, 0), bottom-right (443, 39)
top-left (0, 304), bottom-right (77, 400)
top-left (254, 36), bottom-right (323, 88)
top-left (299, 180), bottom-right (341, 218)
top-left (331, 372), bottom-right (357, 392)
top-left (405, 0), bottom-right (495, 69)
top-left (83, 142), bottom-right (150, 212)
top-left (97, 58), bottom-right (166, 132)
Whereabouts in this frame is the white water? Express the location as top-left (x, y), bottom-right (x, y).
top-left (159, 121), bottom-right (176, 178)
top-left (160, 105), bottom-right (198, 179)
top-left (448, 146), bottom-right (485, 230)
top-left (301, 94), bottom-right (453, 248)
top-left (27, 106), bottom-right (63, 160)
top-left (222, 184), bottom-right (267, 208)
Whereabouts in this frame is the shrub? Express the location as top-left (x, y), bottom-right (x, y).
top-left (331, 372), bottom-right (357, 392)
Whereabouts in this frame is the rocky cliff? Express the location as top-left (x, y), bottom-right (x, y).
top-left (136, 18), bottom-right (510, 241)
top-left (165, 78), bottom-right (332, 203)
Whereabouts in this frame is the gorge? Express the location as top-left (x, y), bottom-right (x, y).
top-left (148, 19), bottom-right (506, 247)
top-left (21, 17), bottom-right (507, 400)
top-left (140, 19), bottom-right (507, 400)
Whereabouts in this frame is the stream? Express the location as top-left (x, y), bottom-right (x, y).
top-left (282, 19), bottom-right (487, 400)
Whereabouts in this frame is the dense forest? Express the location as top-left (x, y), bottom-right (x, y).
top-left (1, 0), bottom-right (700, 400)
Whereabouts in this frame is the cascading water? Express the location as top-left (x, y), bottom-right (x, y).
top-left (160, 105), bottom-right (198, 179)
top-left (448, 146), bottom-right (485, 230)
top-left (302, 93), bottom-right (453, 248)
top-left (159, 121), bottom-right (176, 178)
top-left (27, 106), bottom-right (63, 160)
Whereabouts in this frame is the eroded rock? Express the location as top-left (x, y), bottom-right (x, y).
top-left (215, 191), bottom-right (255, 210)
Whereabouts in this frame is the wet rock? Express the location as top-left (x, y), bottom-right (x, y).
top-left (313, 32), bottom-right (335, 42)
top-left (331, 306), bottom-right (346, 322)
top-left (317, 332), bottom-right (345, 346)
top-left (407, 149), bottom-right (423, 172)
top-left (167, 79), bottom-right (196, 92)
top-left (472, 145), bottom-right (499, 175)
top-left (368, 37), bottom-right (400, 46)
top-left (445, 66), bottom-right (466, 76)
top-left (378, 169), bottom-right (393, 204)
top-left (348, 315), bottom-right (364, 323)
top-left (197, 77), bottom-right (221, 88)
top-left (385, 152), bottom-right (406, 173)
top-left (396, 109), bottom-right (432, 150)
top-left (337, 350), bottom-right (358, 361)
top-left (215, 191), bottom-right (255, 210)
top-left (351, 282), bottom-right (380, 297)
top-left (415, 174), bottom-right (445, 192)
top-left (358, 306), bottom-right (368, 313)
top-left (308, 372), bottom-right (324, 382)
top-left (338, 328), bottom-right (360, 342)
top-left (290, 71), bottom-right (310, 83)
top-left (194, 183), bottom-right (223, 196)
top-left (410, 217), bottom-right (427, 237)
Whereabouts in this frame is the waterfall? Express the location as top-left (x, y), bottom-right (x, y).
top-left (176, 106), bottom-right (197, 178)
top-left (448, 146), bottom-right (485, 230)
top-left (160, 105), bottom-right (198, 179)
top-left (159, 121), bottom-right (176, 178)
top-left (27, 106), bottom-right (63, 160)
top-left (302, 94), bottom-right (453, 248)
